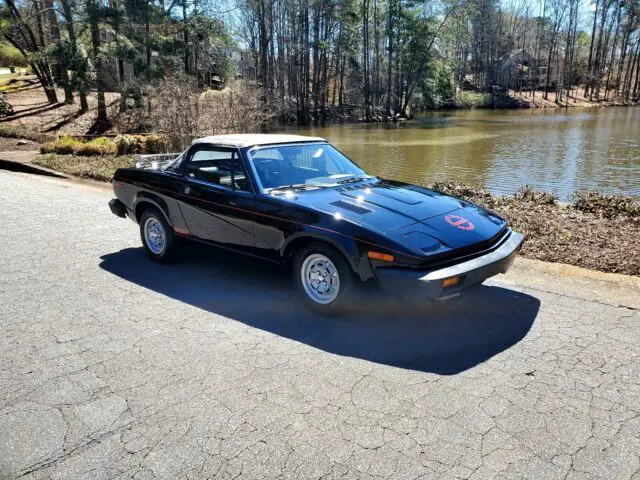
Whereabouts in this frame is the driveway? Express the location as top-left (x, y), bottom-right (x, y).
top-left (0, 171), bottom-right (638, 479)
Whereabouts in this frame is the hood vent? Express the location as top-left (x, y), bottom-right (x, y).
top-left (336, 183), bottom-right (377, 192)
top-left (331, 200), bottom-right (372, 215)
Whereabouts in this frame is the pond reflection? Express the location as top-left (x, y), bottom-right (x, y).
top-left (293, 107), bottom-right (640, 200)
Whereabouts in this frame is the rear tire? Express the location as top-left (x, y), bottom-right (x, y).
top-left (139, 207), bottom-right (176, 263)
top-left (293, 242), bottom-right (355, 315)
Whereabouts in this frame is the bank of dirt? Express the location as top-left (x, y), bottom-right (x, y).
top-left (0, 137), bottom-right (41, 151)
top-left (428, 182), bottom-right (640, 277)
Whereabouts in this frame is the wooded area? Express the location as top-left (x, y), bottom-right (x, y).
top-left (1, 0), bottom-right (639, 129)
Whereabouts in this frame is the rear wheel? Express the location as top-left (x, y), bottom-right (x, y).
top-left (139, 207), bottom-right (176, 262)
top-left (293, 243), bottom-right (354, 315)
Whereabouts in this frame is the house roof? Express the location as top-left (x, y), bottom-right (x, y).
top-left (192, 134), bottom-right (326, 148)
top-left (499, 48), bottom-right (551, 62)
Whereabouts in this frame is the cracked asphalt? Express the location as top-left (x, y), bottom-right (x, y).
top-left (0, 170), bottom-right (639, 480)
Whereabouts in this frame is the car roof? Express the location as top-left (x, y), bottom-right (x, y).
top-left (191, 134), bottom-right (326, 149)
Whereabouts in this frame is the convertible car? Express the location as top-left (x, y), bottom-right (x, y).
top-left (109, 134), bottom-right (523, 314)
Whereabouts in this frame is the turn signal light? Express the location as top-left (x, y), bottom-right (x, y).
top-left (368, 251), bottom-right (395, 262)
top-left (442, 277), bottom-right (460, 288)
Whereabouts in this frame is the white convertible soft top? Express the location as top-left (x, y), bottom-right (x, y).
top-left (192, 134), bottom-right (326, 149)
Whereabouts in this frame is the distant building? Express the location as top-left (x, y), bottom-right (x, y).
top-left (221, 46), bottom-right (256, 81)
top-left (97, 24), bottom-right (254, 90)
top-left (495, 49), bottom-right (562, 90)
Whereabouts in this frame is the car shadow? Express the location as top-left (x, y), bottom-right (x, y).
top-left (99, 245), bottom-right (540, 375)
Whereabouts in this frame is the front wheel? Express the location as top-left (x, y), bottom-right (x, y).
top-left (139, 207), bottom-right (176, 262)
top-left (293, 243), bottom-right (355, 315)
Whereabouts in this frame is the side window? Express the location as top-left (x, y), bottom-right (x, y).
top-left (186, 147), bottom-right (250, 191)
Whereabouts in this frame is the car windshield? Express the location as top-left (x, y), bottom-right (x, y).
top-left (247, 143), bottom-right (372, 192)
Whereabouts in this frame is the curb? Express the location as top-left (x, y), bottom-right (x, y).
top-left (497, 257), bottom-right (640, 310)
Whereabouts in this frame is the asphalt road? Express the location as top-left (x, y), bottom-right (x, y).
top-left (1, 171), bottom-right (638, 480)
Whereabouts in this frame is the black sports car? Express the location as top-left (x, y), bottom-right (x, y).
top-left (109, 134), bottom-right (523, 314)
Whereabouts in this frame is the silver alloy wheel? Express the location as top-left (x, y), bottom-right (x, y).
top-left (144, 216), bottom-right (166, 255)
top-left (300, 253), bottom-right (340, 304)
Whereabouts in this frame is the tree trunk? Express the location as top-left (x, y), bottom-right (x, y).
top-left (603, 6), bottom-right (621, 101)
top-left (585, 0), bottom-right (599, 97)
top-left (146, 0), bottom-right (151, 79)
top-left (89, 0), bottom-right (108, 123)
top-left (44, 0), bottom-right (72, 103)
top-left (386, 0), bottom-right (394, 115)
top-left (182, 0), bottom-right (189, 74)
top-left (362, 0), bottom-right (371, 120)
top-left (60, 0), bottom-right (87, 111)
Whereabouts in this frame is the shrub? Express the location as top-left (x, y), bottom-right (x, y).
top-left (0, 93), bottom-right (13, 116)
top-left (40, 135), bottom-right (117, 156)
top-left (40, 134), bottom-right (167, 156)
top-left (514, 186), bottom-right (558, 205)
top-left (110, 78), bottom-right (273, 151)
top-left (74, 142), bottom-right (117, 156)
top-left (88, 136), bottom-right (112, 147)
top-left (115, 134), bottom-right (168, 154)
top-left (572, 191), bottom-right (639, 219)
top-left (454, 91), bottom-right (492, 109)
top-left (115, 135), bottom-right (132, 155)
top-left (40, 141), bottom-right (57, 154)
top-left (144, 134), bottom-right (168, 154)
top-left (53, 136), bottom-right (77, 155)
top-left (0, 42), bottom-right (27, 68)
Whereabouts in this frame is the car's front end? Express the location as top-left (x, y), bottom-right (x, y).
top-left (372, 227), bottom-right (523, 300)
top-left (273, 174), bottom-right (525, 301)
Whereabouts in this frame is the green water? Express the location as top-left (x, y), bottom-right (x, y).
top-left (293, 107), bottom-right (640, 200)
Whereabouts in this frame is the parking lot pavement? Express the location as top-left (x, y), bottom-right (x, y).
top-left (0, 170), bottom-right (638, 480)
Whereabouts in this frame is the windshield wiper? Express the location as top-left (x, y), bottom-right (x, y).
top-left (266, 183), bottom-right (312, 193)
top-left (336, 176), bottom-right (373, 185)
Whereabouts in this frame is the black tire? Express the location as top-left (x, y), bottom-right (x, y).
top-left (293, 242), bottom-right (355, 315)
top-left (139, 207), bottom-right (176, 263)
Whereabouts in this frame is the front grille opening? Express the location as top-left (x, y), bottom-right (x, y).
top-left (413, 227), bottom-right (511, 271)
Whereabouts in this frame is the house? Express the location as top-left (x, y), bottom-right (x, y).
top-left (97, 23), bottom-right (254, 90)
top-left (220, 46), bottom-right (256, 81)
top-left (495, 49), bottom-right (562, 90)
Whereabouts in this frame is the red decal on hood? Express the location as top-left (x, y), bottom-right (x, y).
top-left (445, 215), bottom-right (475, 231)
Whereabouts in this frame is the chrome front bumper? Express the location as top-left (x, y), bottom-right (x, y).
top-left (376, 231), bottom-right (524, 299)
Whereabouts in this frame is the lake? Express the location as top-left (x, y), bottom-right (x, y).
top-left (294, 107), bottom-right (640, 200)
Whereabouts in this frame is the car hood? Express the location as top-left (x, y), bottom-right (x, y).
top-left (279, 179), bottom-right (507, 250)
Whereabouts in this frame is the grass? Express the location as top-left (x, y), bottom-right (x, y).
top-left (33, 153), bottom-right (135, 182)
top-left (0, 124), bottom-right (54, 143)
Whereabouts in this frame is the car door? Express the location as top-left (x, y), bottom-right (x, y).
top-left (178, 144), bottom-right (255, 250)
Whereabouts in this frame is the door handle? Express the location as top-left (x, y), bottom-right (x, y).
top-left (184, 186), bottom-right (191, 195)
top-left (229, 200), bottom-right (237, 206)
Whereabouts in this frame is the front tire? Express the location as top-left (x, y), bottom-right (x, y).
top-left (294, 243), bottom-right (355, 315)
top-left (139, 207), bottom-right (176, 263)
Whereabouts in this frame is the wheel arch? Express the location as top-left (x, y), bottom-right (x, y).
top-left (134, 193), bottom-right (172, 227)
top-left (281, 232), bottom-right (373, 281)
